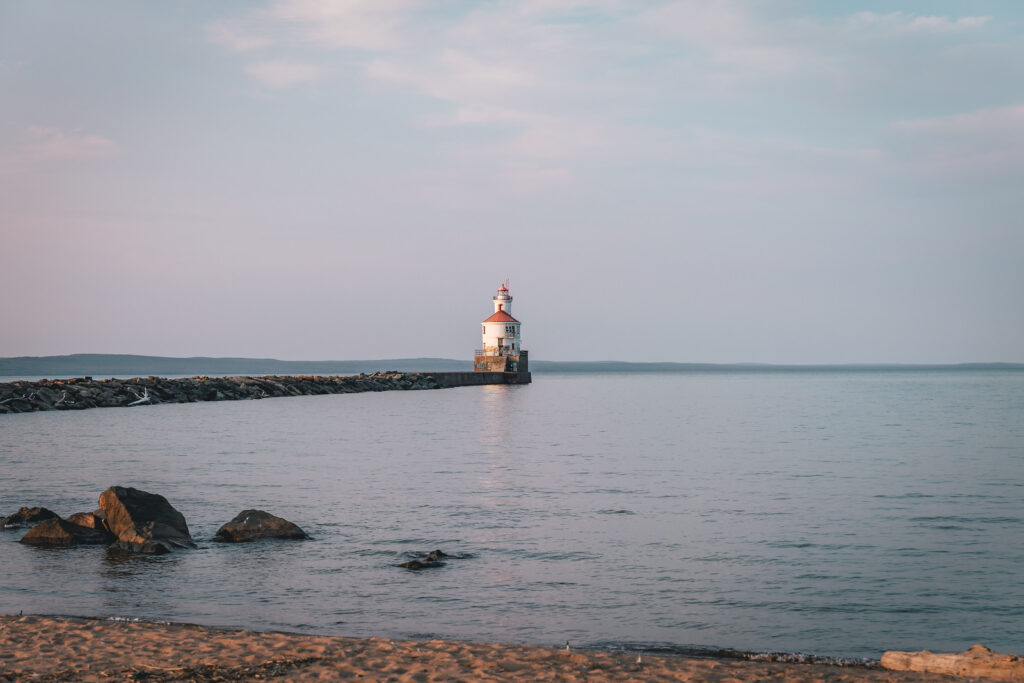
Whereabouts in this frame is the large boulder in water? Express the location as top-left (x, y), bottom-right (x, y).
top-left (1, 506), bottom-right (59, 530)
top-left (98, 486), bottom-right (195, 554)
top-left (20, 518), bottom-right (115, 547)
top-left (213, 510), bottom-right (309, 542)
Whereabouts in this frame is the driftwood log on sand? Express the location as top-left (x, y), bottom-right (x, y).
top-left (881, 644), bottom-right (1024, 681)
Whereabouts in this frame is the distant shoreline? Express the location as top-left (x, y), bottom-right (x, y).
top-left (2, 353), bottom-right (1022, 379)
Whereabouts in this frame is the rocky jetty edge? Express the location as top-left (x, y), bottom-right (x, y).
top-left (0, 372), bottom-right (441, 414)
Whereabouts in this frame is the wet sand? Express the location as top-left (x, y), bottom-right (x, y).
top-left (0, 614), bottom-right (960, 681)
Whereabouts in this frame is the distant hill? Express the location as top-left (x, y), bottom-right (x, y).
top-left (2, 354), bottom-right (1022, 379)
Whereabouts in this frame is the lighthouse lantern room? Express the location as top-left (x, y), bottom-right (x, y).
top-left (474, 280), bottom-right (528, 373)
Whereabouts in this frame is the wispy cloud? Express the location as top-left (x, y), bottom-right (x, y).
top-left (267, 0), bottom-right (415, 50)
top-left (638, 0), bottom-right (805, 75)
top-left (847, 11), bottom-right (992, 33)
top-left (207, 0), bottom-right (416, 52)
top-left (24, 126), bottom-right (119, 161)
top-left (206, 21), bottom-right (275, 52)
top-left (909, 15), bottom-right (991, 32)
top-left (887, 105), bottom-right (1024, 177)
top-left (245, 59), bottom-right (325, 89)
top-left (204, 0), bottom-right (1014, 200)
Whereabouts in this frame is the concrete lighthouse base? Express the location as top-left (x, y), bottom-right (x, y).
top-left (431, 371), bottom-right (532, 388)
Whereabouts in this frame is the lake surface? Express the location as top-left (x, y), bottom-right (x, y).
top-left (1, 370), bottom-right (1022, 660)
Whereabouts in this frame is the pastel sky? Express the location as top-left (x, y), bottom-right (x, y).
top-left (2, 1), bottom-right (1022, 363)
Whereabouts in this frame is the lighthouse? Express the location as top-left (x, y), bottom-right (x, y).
top-left (474, 281), bottom-right (529, 375)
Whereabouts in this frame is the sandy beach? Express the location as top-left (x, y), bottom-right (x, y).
top-left (0, 614), bottom-right (965, 682)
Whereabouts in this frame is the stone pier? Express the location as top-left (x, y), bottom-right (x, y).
top-left (0, 370), bottom-right (531, 414)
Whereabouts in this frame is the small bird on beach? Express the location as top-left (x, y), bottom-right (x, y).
top-left (636, 655), bottom-right (643, 669)
top-left (565, 641), bottom-right (570, 652)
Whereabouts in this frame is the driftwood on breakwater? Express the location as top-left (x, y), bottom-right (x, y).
top-left (0, 371), bottom-right (529, 415)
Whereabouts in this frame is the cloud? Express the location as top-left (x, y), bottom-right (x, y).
top-left (640, 5), bottom-right (992, 84)
top-left (361, 14), bottom-right (618, 172)
top-left (640, 0), bottom-right (754, 44)
top-left (894, 104), bottom-right (1024, 135)
top-left (847, 12), bottom-right (991, 34)
top-left (207, 0), bottom-right (416, 52)
top-left (206, 21), bottom-right (275, 52)
top-left (365, 49), bottom-right (539, 105)
top-left (266, 0), bottom-right (414, 50)
top-left (245, 59), bottom-right (325, 88)
top-left (909, 15), bottom-right (991, 32)
top-left (638, 1), bottom-right (806, 76)
top-left (24, 126), bottom-right (119, 161)
top-left (205, 0), bottom-right (1020, 202)
top-left (887, 105), bottom-right (1024, 177)
top-left (209, 1), bottom-right (1006, 126)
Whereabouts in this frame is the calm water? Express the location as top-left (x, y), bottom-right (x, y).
top-left (1, 370), bottom-right (1022, 660)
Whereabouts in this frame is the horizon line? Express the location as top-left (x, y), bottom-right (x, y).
top-left (2, 353), bottom-right (1023, 369)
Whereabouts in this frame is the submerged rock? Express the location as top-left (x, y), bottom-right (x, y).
top-left (399, 559), bottom-right (443, 570)
top-left (882, 644), bottom-right (1024, 682)
top-left (20, 518), bottom-right (115, 547)
top-left (1, 506), bottom-right (60, 530)
top-left (213, 510), bottom-right (309, 542)
top-left (98, 486), bottom-right (195, 554)
top-left (399, 549), bottom-right (449, 570)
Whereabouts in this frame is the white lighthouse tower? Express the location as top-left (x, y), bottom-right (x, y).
top-left (474, 280), bottom-right (529, 375)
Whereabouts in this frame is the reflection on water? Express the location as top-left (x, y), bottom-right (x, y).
top-left (2, 371), bottom-right (1023, 658)
top-left (101, 546), bottom-right (162, 575)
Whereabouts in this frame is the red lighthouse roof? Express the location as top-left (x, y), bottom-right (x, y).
top-left (483, 309), bottom-right (519, 323)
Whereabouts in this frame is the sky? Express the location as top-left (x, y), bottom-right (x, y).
top-left (1, 1), bottom-right (1022, 363)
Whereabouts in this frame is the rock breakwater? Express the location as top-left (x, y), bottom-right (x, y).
top-left (0, 372), bottom-right (442, 414)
